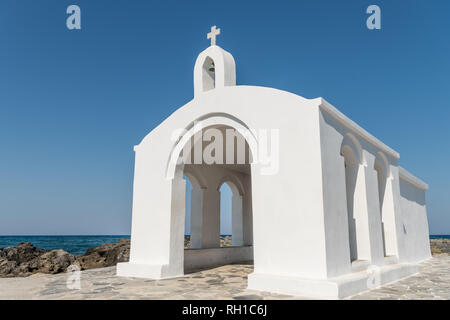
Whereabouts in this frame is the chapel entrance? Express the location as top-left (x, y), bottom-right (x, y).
top-left (175, 124), bottom-right (254, 273)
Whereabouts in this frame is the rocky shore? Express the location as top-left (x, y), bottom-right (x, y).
top-left (0, 239), bottom-right (130, 278)
top-left (0, 237), bottom-right (447, 278)
top-left (430, 238), bottom-right (450, 255)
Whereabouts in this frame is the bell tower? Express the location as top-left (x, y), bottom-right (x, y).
top-left (194, 26), bottom-right (236, 98)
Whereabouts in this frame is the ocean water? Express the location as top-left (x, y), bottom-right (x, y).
top-left (0, 235), bottom-right (447, 256)
top-left (430, 235), bottom-right (450, 240)
top-left (0, 235), bottom-right (130, 255)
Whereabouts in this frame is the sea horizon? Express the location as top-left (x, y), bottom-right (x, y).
top-left (0, 234), bottom-right (448, 256)
top-left (0, 234), bottom-right (233, 255)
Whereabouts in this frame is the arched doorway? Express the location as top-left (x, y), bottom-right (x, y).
top-left (169, 117), bottom-right (255, 273)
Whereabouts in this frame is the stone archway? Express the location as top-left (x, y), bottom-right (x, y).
top-left (168, 116), bottom-right (255, 273)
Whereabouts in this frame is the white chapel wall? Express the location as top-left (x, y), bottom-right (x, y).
top-left (127, 86), bottom-right (333, 279)
top-left (398, 167), bottom-right (432, 263)
top-left (318, 105), bottom-right (408, 276)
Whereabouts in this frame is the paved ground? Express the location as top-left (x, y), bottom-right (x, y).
top-left (0, 254), bottom-right (448, 300)
top-left (350, 254), bottom-right (450, 300)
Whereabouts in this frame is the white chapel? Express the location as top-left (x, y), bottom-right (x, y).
top-left (117, 27), bottom-right (432, 299)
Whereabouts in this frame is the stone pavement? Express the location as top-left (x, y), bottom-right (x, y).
top-left (350, 254), bottom-right (450, 300)
top-left (0, 254), bottom-right (448, 300)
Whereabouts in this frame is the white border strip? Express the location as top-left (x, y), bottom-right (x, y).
top-left (398, 166), bottom-right (429, 191)
top-left (316, 98), bottom-right (400, 159)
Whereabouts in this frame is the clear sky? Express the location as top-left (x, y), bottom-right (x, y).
top-left (0, 0), bottom-right (449, 235)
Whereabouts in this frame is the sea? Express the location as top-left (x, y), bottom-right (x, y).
top-left (0, 235), bottom-right (448, 256)
top-left (0, 235), bottom-right (130, 255)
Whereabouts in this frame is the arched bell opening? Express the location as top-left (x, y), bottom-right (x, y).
top-left (202, 56), bottom-right (215, 92)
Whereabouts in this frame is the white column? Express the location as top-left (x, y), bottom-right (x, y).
top-left (345, 162), bottom-right (359, 261)
top-left (190, 187), bottom-right (205, 248)
top-left (117, 155), bottom-right (186, 279)
top-left (380, 175), bottom-right (399, 257)
top-left (352, 163), bottom-right (373, 262)
top-left (360, 151), bottom-right (386, 265)
top-left (387, 166), bottom-right (408, 262)
top-left (232, 194), bottom-right (244, 246)
top-left (167, 174), bottom-right (187, 274)
top-left (242, 177), bottom-right (253, 246)
top-left (202, 188), bottom-right (221, 248)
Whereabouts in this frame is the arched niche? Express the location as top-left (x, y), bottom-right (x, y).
top-left (340, 133), bottom-right (363, 166)
top-left (374, 151), bottom-right (391, 257)
top-left (340, 133), bottom-right (365, 262)
top-left (374, 152), bottom-right (389, 211)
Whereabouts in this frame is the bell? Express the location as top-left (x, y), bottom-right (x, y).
top-left (208, 62), bottom-right (215, 72)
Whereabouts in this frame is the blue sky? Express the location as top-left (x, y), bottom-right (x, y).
top-left (0, 0), bottom-right (449, 235)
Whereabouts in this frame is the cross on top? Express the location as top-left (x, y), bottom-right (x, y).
top-left (207, 26), bottom-right (221, 46)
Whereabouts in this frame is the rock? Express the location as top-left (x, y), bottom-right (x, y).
top-left (0, 240), bottom-right (132, 277)
top-left (0, 236), bottom-right (233, 277)
top-left (2, 242), bottom-right (45, 265)
top-left (0, 258), bottom-right (17, 276)
top-left (76, 239), bottom-right (130, 270)
top-left (36, 250), bottom-right (77, 274)
top-left (220, 235), bottom-right (232, 247)
top-left (430, 239), bottom-right (450, 255)
top-left (0, 243), bottom-right (77, 278)
top-left (185, 236), bottom-right (232, 248)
